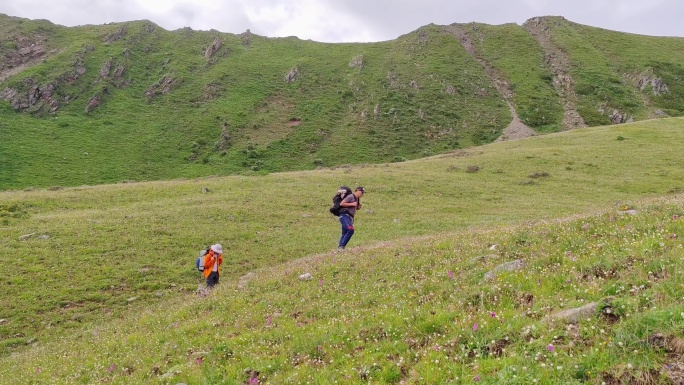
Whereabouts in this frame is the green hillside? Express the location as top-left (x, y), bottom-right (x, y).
top-left (525, 17), bottom-right (684, 125)
top-left (1, 118), bottom-right (683, 383)
top-left (2, 15), bottom-right (684, 190)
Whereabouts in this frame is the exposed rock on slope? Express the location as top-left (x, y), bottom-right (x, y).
top-left (0, 34), bottom-right (50, 83)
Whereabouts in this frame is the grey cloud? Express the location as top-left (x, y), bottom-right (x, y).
top-left (0, 0), bottom-right (682, 42)
top-left (320, 0), bottom-right (683, 41)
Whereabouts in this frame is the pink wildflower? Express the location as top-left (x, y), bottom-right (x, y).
top-left (107, 364), bottom-right (116, 372)
top-left (448, 270), bottom-right (454, 279)
top-left (473, 322), bottom-right (478, 331)
top-left (490, 311), bottom-right (496, 318)
top-left (548, 344), bottom-right (555, 351)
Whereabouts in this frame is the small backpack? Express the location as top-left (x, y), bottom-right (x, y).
top-left (195, 246), bottom-right (211, 272)
top-left (329, 186), bottom-right (353, 216)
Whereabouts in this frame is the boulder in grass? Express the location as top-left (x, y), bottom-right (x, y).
top-left (547, 302), bottom-right (598, 324)
top-left (547, 297), bottom-right (614, 324)
top-left (483, 259), bottom-right (524, 281)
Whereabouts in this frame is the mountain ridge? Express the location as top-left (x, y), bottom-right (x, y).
top-left (1, 14), bottom-right (682, 190)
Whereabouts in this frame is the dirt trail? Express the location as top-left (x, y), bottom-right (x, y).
top-left (444, 24), bottom-right (536, 141)
top-left (522, 17), bottom-right (586, 130)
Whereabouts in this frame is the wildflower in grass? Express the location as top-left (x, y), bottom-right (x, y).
top-left (319, 279), bottom-right (323, 286)
top-left (548, 344), bottom-right (554, 351)
top-left (674, 214), bottom-right (679, 220)
top-left (35, 367), bottom-right (41, 373)
top-left (490, 311), bottom-right (496, 318)
top-left (265, 316), bottom-right (272, 326)
top-left (448, 270), bottom-right (454, 279)
top-left (474, 375), bottom-right (480, 381)
top-left (473, 322), bottom-right (478, 331)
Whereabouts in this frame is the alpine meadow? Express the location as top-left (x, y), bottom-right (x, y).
top-left (1, 12), bottom-right (684, 385)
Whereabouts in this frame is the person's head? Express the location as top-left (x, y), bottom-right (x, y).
top-left (354, 186), bottom-right (365, 197)
top-left (211, 244), bottom-right (223, 255)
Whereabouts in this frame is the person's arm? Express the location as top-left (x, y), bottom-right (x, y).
top-left (340, 195), bottom-right (357, 208)
top-left (204, 252), bottom-right (215, 269)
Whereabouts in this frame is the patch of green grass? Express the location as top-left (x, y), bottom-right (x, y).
top-left (0, 118), bottom-right (683, 381)
top-left (464, 23), bottom-right (564, 132)
top-left (1, 185), bottom-right (682, 383)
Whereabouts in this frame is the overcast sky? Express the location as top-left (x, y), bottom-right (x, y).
top-left (1, 0), bottom-right (682, 43)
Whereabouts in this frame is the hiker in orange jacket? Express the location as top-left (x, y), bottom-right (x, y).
top-left (203, 244), bottom-right (223, 287)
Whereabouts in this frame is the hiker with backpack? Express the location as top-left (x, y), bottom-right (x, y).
top-left (332, 186), bottom-right (365, 250)
top-left (201, 244), bottom-right (223, 288)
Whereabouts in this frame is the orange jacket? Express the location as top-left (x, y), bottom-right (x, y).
top-left (203, 249), bottom-right (223, 278)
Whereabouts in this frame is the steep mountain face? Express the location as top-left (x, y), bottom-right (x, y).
top-left (0, 14), bottom-right (682, 190)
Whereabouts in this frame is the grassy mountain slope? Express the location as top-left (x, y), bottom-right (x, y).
top-left (2, 15), bottom-right (684, 190)
top-left (447, 22), bottom-right (565, 133)
top-left (527, 17), bottom-right (684, 126)
top-left (0, 15), bottom-right (507, 190)
top-left (1, 118), bottom-right (683, 383)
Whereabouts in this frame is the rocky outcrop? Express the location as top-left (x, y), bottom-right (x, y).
top-left (349, 55), bottom-right (364, 70)
top-left (240, 29), bottom-right (252, 46)
top-left (0, 35), bottom-right (49, 83)
top-left (285, 68), bottom-right (299, 83)
top-left (85, 94), bottom-right (101, 113)
top-left (204, 37), bottom-right (222, 59)
top-left (634, 70), bottom-right (670, 96)
top-left (598, 105), bottom-right (633, 124)
top-left (99, 59), bottom-right (112, 78)
top-left (1, 80), bottom-right (59, 113)
top-left (144, 75), bottom-right (178, 102)
top-left (103, 27), bottom-right (127, 44)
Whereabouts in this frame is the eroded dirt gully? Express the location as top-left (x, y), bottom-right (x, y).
top-left (444, 24), bottom-right (536, 141)
top-left (522, 17), bottom-right (587, 130)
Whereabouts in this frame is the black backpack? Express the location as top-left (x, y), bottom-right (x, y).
top-left (329, 186), bottom-right (353, 216)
